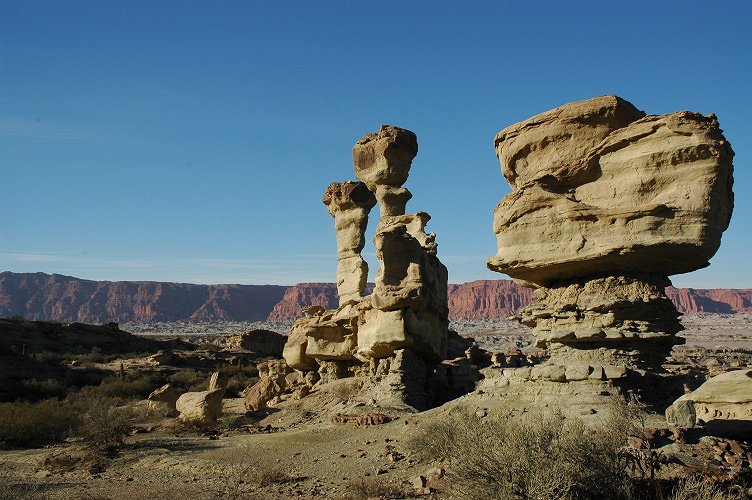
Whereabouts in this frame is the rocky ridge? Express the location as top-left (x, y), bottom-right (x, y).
top-left (2, 272), bottom-right (750, 324)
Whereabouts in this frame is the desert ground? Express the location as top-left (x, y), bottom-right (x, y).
top-left (1, 314), bottom-right (751, 500)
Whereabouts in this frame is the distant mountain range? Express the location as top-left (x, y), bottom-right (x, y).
top-left (1, 272), bottom-right (750, 324)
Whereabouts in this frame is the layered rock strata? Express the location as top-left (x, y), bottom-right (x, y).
top-left (281, 125), bottom-right (451, 409)
top-left (487, 95), bottom-right (734, 397)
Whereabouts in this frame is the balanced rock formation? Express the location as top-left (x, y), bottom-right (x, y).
top-left (487, 96), bottom-right (734, 399)
top-left (281, 125), bottom-right (451, 409)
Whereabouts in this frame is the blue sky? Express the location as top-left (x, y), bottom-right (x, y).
top-left (1, 1), bottom-right (750, 287)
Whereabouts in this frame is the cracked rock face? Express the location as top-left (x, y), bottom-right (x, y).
top-left (488, 95), bottom-right (734, 359)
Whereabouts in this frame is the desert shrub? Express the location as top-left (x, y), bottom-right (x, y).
top-left (90, 374), bottom-right (155, 400)
top-left (247, 463), bottom-right (294, 487)
top-left (345, 477), bottom-right (413, 499)
top-left (32, 351), bottom-right (63, 364)
top-left (167, 369), bottom-right (209, 392)
top-left (0, 399), bottom-right (77, 448)
top-left (65, 351), bottom-right (107, 365)
top-left (669, 476), bottom-right (738, 500)
top-left (71, 397), bottom-right (132, 452)
top-left (0, 479), bottom-right (45, 500)
top-left (407, 402), bottom-right (639, 500)
top-left (225, 372), bottom-right (258, 398)
top-left (41, 449), bottom-right (109, 474)
top-left (21, 378), bottom-right (69, 400)
top-left (167, 417), bottom-right (219, 436)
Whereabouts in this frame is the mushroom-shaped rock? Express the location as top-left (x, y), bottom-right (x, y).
top-left (353, 125), bottom-right (418, 190)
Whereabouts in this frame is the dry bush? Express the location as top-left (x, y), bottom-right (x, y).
top-left (246, 463), bottom-right (294, 487)
top-left (345, 477), bottom-right (414, 499)
top-left (167, 417), bottom-right (219, 435)
top-left (41, 449), bottom-right (109, 474)
top-left (219, 453), bottom-right (294, 499)
top-left (407, 401), bottom-right (640, 500)
top-left (167, 368), bottom-right (209, 391)
top-left (0, 399), bottom-right (77, 448)
top-left (20, 377), bottom-right (69, 401)
top-left (90, 374), bottom-right (155, 400)
top-left (72, 397), bottom-right (133, 452)
top-left (670, 476), bottom-right (739, 500)
top-left (0, 479), bottom-right (44, 500)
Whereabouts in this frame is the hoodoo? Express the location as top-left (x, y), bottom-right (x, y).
top-left (487, 95), bottom-right (734, 403)
top-left (280, 125), bottom-right (450, 410)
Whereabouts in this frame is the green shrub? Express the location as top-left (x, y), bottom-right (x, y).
top-left (0, 400), bottom-right (77, 448)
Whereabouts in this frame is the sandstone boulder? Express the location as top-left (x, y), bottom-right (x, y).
top-left (244, 377), bottom-right (285, 412)
top-left (353, 125), bottom-right (418, 191)
top-left (176, 389), bottom-right (224, 423)
top-left (674, 369), bottom-right (752, 424)
top-left (488, 96), bottom-right (734, 286)
top-left (147, 384), bottom-right (181, 417)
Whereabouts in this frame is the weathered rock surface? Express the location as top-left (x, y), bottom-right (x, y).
top-left (488, 96), bottom-right (734, 286)
top-left (674, 369), bottom-right (752, 424)
top-left (520, 275), bottom-right (682, 347)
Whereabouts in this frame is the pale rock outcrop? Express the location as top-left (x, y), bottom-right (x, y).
top-left (175, 389), bottom-right (224, 423)
top-left (243, 359), bottom-right (294, 412)
top-left (488, 96), bottom-right (734, 368)
top-left (673, 369), bottom-right (752, 424)
top-left (323, 181), bottom-right (376, 305)
top-left (147, 384), bottom-right (181, 417)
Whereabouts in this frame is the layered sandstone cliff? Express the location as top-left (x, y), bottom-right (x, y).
top-left (1, 272), bottom-right (749, 323)
top-left (0, 272), bottom-right (286, 323)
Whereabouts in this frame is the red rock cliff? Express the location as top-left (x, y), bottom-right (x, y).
top-left (2, 272), bottom-right (750, 323)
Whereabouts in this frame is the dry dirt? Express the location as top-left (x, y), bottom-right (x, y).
top-left (1, 314), bottom-right (751, 499)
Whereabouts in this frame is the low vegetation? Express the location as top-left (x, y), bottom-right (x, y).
top-left (0, 396), bottom-right (132, 451)
top-left (406, 401), bottom-right (745, 500)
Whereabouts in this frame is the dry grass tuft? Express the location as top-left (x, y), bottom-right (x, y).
top-left (407, 400), bottom-right (641, 500)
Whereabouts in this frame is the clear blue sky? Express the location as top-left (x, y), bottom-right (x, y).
top-left (1, 1), bottom-right (750, 287)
